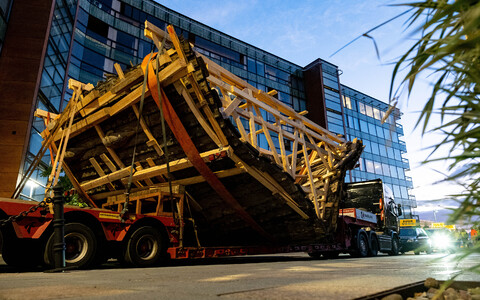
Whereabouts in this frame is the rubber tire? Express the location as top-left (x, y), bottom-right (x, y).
top-left (44, 223), bottom-right (98, 269)
top-left (1, 227), bottom-right (44, 269)
top-left (414, 251), bottom-right (420, 255)
top-left (353, 233), bottom-right (369, 257)
top-left (368, 235), bottom-right (379, 257)
top-left (426, 247), bottom-right (433, 254)
top-left (308, 252), bottom-right (322, 259)
top-left (124, 226), bottom-right (166, 267)
top-left (388, 237), bottom-right (399, 256)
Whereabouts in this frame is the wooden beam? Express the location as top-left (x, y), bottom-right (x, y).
top-left (131, 104), bottom-right (164, 157)
top-left (119, 147), bottom-right (231, 185)
top-left (231, 111), bottom-right (248, 142)
top-left (114, 63), bottom-right (125, 79)
top-left (167, 25), bottom-right (187, 65)
top-left (252, 104), bottom-right (281, 165)
top-left (173, 81), bottom-right (223, 147)
top-left (248, 105), bottom-right (257, 149)
top-left (100, 153), bottom-right (117, 172)
top-left (146, 157), bottom-right (166, 182)
top-left (135, 162), bottom-right (154, 186)
top-left (221, 96), bottom-right (242, 117)
top-left (291, 129), bottom-right (299, 178)
top-left (275, 116), bottom-right (291, 173)
top-left (186, 74), bottom-right (229, 146)
top-left (230, 154), bottom-right (309, 220)
top-left (208, 75), bottom-right (344, 151)
top-left (80, 166), bottom-right (134, 191)
top-left (89, 157), bottom-right (115, 191)
top-left (300, 132), bottom-right (321, 218)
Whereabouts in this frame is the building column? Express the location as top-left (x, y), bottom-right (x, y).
top-left (0, 0), bottom-right (55, 197)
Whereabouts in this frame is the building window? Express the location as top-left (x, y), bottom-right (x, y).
top-left (360, 120), bottom-right (369, 133)
top-left (358, 102), bottom-right (366, 115)
top-left (365, 159), bottom-right (374, 173)
top-left (373, 107), bottom-right (381, 120)
top-left (343, 95), bottom-right (352, 109)
top-left (86, 15), bottom-right (109, 43)
top-left (373, 161), bottom-right (383, 175)
top-left (371, 142), bottom-right (380, 155)
top-left (397, 167), bottom-right (405, 179)
top-left (365, 104), bottom-right (374, 118)
top-left (390, 165), bottom-right (398, 177)
top-left (382, 163), bottom-right (390, 177)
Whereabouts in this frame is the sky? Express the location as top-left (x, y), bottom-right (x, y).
top-left (157, 0), bottom-right (464, 222)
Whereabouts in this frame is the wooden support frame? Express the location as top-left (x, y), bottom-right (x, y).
top-left (36, 22), bottom-right (362, 235)
top-left (140, 21), bottom-right (362, 222)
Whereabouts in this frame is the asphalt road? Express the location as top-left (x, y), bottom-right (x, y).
top-left (0, 252), bottom-right (479, 300)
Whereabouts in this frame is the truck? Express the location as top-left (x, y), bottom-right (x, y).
top-left (308, 179), bottom-right (402, 258)
top-left (0, 22), bottom-right (400, 269)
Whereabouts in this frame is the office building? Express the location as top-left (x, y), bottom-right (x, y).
top-left (0, 0), bottom-right (417, 218)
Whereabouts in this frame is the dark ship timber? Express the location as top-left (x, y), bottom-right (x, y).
top-left (37, 23), bottom-right (363, 247)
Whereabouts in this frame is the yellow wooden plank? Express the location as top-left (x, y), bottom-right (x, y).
top-left (299, 132), bottom-right (321, 218)
top-left (146, 157), bottom-right (166, 182)
top-left (80, 166), bottom-right (133, 191)
top-left (166, 25), bottom-right (187, 65)
top-left (275, 116), bottom-right (291, 173)
top-left (135, 162), bottom-right (154, 186)
top-left (253, 104), bottom-right (281, 165)
top-left (186, 74), bottom-right (229, 146)
top-left (132, 104), bottom-right (164, 157)
top-left (248, 106), bottom-right (257, 149)
top-left (173, 81), bottom-right (223, 147)
top-left (114, 63), bottom-right (125, 79)
top-left (100, 153), bottom-right (117, 172)
top-left (89, 157), bottom-right (115, 191)
top-left (221, 96), bottom-right (242, 117)
top-left (208, 75), bottom-right (344, 150)
top-left (120, 147), bottom-right (231, 184)
top-left (231, 111), bottom-right (248, 142)
top-left (291, 129), bottom-right (299, 178)
top-left (203, 55), bottom-right (346, 145)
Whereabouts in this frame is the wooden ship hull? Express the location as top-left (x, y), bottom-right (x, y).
top-left (37, 23), bottom-right (363, 247)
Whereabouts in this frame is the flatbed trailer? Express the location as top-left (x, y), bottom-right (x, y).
top-left (0, 23), bottom-right (381, 268)
top-left (0, 197), bottom-right (394, 268)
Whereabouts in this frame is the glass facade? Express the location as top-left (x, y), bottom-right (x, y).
top-left (18, 0), bottom-right (417, 221)
top-left (341, 86), bottom-right (416, 219)
top-left (20, 0), bottom-right (78, 200)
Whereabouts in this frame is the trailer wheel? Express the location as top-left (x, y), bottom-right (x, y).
top-left (307, 252), bottom-right (322, 259)
top-left (124, 226), bottom-right (166, 267)
top-left (368, 235), bottom-right (379, 257)
top-left (388, 237), bottom-right (399, 256)
top-left (357, 233), bottom-right (369, 257)
top-left (1, 227), bottom-right (44, 268)
top-left (44, 223), bottom-right (98, 269)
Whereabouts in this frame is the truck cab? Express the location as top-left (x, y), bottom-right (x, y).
top-left (342, 179), bottom-right (402, 255)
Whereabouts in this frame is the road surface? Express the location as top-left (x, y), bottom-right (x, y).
top-left (0, 252), bottom-right (479, 299)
